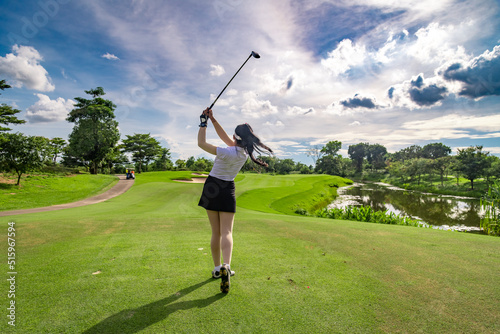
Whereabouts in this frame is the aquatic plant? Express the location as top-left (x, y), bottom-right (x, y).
top-left (480, 183), bottom-right (500, 236)
top-left (313, 206), bottom-right (423, 228)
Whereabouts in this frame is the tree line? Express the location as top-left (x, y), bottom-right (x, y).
top-left (308, 140), bottom-right (500, 191)
top-left (0, 85), bottom-right (180, 184)
top-left (1, 82), bottom-right (499, 188)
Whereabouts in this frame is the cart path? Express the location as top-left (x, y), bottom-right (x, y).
top-left (0, 175), bottom-right (135, 217)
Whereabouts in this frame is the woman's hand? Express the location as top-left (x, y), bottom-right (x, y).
top-left (204, 108), bottom-right (216, 122)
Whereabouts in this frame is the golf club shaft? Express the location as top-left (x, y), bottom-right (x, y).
top-left (209, 53), bottom-right (253, 110)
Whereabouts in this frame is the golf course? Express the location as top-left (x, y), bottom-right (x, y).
top-left (1, 171), bottom-right (499, 333)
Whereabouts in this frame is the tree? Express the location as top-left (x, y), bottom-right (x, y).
top-left (366, 144), bottom-right (387, 170)
top-left (175, 159), bottom-right (186, 170)
top-left (306, 145), bottom-right (323, 166)
top-left (186, 156), bottom-right (196, 170)
top-left (433, 156), bottom-right (453, 186)
top-left (348, 143), bottom-right (368, 173)
top-left (103, 146), bottom-right (129, 173)
top-left (0, 79), bottom-right (26, 138)
top-left (393, 145), bottom-right (423, 162)
top-left (456, 146), bottom-right (490, 190)
top-left (193, 157), bottom-right (214, 172)
top-left (484, 156), bottom-right (500, 187)
top-left (320, 141), bottom-right (342, 156)
top-left (122, 133), bottom-right (162, 173)
top-left (153, 148), bottom-right (173, 171)
top-left (422, 143), bottom-right (451, 159)
top-left (33, 136), bottom-right (52, 165)
top-left (67, 87), bottom-right (120, 174)
top-left (315, 155), bottom-right (344, 175)
top-left (0, 133), bottom-right (45, 185)
top-left (388, 161), bottom-right (407, 183)
top-left (275, 158), bottom-right (295, 174)
top-left (48, 137), bottom-right (67, 164)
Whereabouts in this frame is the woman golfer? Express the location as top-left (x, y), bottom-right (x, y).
top-left (197, 108), bottom-right (272, 293)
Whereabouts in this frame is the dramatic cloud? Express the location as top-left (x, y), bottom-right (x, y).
top-left (25, 94), bottom-right (75, 123)
top-left (209, 64), bottom-right (225, 76)
top-left (101, 53), bottom-right (119, 60)
top-left (389, 74), bottom-right (448, 108)
top-left (0, 45), bottom-right (54, 91)
top-left (440, 45), bottom-right (500, 99)
top-left (408, 75), bottom-right (448, 106)
top-left (340, 95), bottom-right (378, 109)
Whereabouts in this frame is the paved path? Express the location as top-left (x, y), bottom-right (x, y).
top-left (0, 175), bottom-right (135, 217)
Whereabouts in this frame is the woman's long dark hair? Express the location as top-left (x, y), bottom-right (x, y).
top-left (234, 123), bottom-right (273, 167)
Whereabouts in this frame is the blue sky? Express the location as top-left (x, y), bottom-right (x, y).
top-left (1, 0), bottom-right (499, 164)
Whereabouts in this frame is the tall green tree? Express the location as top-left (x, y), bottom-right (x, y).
top-left (456, 146), bottom-right (490, 190)
top-left (0, 133), bottom-right (46, 185)
top-left (366, 144), bottom-right (387, 170)
top-left (433, 156), bottom-right (453, 186)
top-left (320, 141), bottom-right (342, 156)
top-left (153, 148), bottom-right (173, 171)
top-left (49, 137), bottom-right (67, 164)
top-left (122, 133), bottom-right (162, 173)
top-left (275, 158), bottom-right (295, 174)
top-left (484, 156), bottom-right (500, 187)
top-left (393, 145), bottom-right (423, 162)
top-left (0, 79), bottom-right (26, 139)
top-left (348, 143), bottom-right (368, 173)
top-left (175, 159), bottom-right (186, 170)
top-left (67, 87), bottom-right (120, 174)
top-left (186, 156), bottom-right (196, 170)
top-left (422, 142), bottom-right (451, 159)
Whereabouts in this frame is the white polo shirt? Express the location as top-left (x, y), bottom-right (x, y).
top-left (209, 146), bottom-right (248, 181)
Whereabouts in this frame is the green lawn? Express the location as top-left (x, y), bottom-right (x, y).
top-left (0, 173), bottom-right (118, 211)
top-left (1, 171), bottom-right (499, 333)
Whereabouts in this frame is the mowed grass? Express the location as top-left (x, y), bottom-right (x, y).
top-left (1, 171), bottom-right (499, 333)
top-left (0, 173), bottom-right (118, 211)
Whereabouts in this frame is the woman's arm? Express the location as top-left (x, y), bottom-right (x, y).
top-left (198, 126), bottom-right (217, 155)
top-left (207, 109), bottom-right (236, 147)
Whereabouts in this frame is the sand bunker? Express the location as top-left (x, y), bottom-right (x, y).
top-left (173, 177), bottom-right (207, 183)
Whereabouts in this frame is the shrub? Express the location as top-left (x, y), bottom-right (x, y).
top-left (480, 183), bottom-right (500, 236)
top-left (314, 206), bottom-right (423, 228)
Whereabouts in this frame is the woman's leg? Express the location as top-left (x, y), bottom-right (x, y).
top-left (206, 210), bottom-right (221, 267)
top-left (219, 211), bottom-right (235, 265)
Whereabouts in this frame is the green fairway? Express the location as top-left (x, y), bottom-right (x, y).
top-left (1, 171), bottom-right (499, 333)
top-left (0, 173), bottom-right (118, 211)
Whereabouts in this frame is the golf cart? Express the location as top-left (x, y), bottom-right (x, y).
top-left (126, 168), bottom-right (135, 180)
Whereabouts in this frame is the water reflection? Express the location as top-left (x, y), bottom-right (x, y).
top-left (328, 182), bottom-right (483, 232)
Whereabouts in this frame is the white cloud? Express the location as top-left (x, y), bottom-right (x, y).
top-left (209, 64), bottom-right (225, 76)
top-left (0, 45), bottom-right (54, 92)
top-left (321, 39), bottom-right (367, 76)
top-left (240, 92), bottom-right (279, 118)
top-left (402, 114), bottom-right (500, 132)
top-left (406, 23), bottom-right (470, 65)
top-left (25, 94), bottom-right (75, 123)
top-left (483, 147), bottom-right (500, 154)
top-left (102, 52), bottom-right (120, 60)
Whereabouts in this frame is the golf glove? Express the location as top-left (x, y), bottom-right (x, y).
top-left (199, 113), bottom-right (208, 127)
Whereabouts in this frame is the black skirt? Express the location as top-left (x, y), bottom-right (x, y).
top-left (198, 175), bottom-right (236, 212)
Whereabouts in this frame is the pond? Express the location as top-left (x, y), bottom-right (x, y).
top-left (328, 182), bottom-right (483, 233)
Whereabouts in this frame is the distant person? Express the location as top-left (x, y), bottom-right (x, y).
top-left (197, 108), bottom-right (272, 293)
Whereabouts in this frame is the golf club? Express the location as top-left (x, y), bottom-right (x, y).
top-left (208, 51), bottom-right (260, 110)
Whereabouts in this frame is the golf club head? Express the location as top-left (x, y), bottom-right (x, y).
top-left (251, 51), bottom-right (261, 59)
